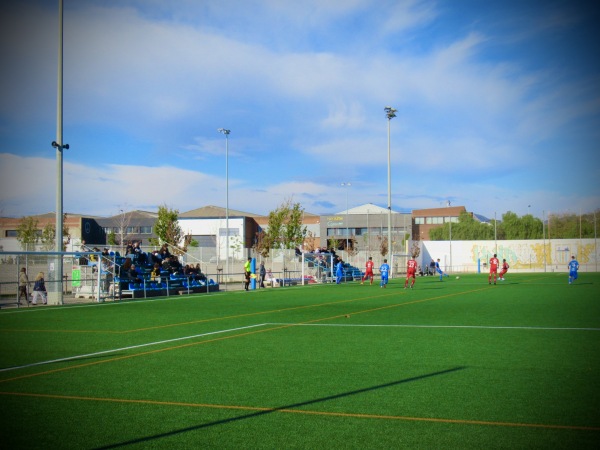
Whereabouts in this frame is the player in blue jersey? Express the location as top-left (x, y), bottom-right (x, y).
top-left (379, 259), bottom-right (390, 288)
top-left (568, 255), bottom-right (579, 284)
top-left (335, 258), bottom-right (344, 284)
top-left (435, 258), bottom-right (450, 281)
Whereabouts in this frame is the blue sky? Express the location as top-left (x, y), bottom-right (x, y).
top-left (1, 0), bottom-right (599, 220)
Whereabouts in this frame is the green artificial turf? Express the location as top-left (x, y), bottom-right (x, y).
top-left (1, 273), bottom-right (599, 448)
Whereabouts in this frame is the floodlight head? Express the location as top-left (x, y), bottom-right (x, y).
top-left (51, 141), bottom-right (69, 149)
top-left (218, 128), bottom-right (231, 135)
top-left (384, 106), bottom-right (397, 119)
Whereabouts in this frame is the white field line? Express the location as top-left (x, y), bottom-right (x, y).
top-left (268, 323), bottom-right (600, 331)
top-left (0, 323), bottom-right (268, 373)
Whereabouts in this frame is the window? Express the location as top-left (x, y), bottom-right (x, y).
top-left (327, 228), bottom-right (345, 237)
top-left (414, 217), bottom-right (424, 225)
top-left (219, 228), bottom-right (240, 237)
top-left (139, 226), bottom-right (152, 234)
top-left (5, 230), bottom-right (17, 237)
top-left (426, 217), bottom-right (433, 224)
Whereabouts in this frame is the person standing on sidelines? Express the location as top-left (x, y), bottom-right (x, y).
top-left (18, 267), bottom-right (30, 306)
top-left (379, 259), bottom-right (390, 288)
top-left (404, 255), bottom-right (417, 289)
top-left (499, 259), bottom-right (509, 281)
top-left (244, 257), bottom-right (252, 291)
top-left (489, 253), bottom-right (499, 285)
top-left (259, 262), bottom-right (266, 288)
top-left (361, 256), bottom-right (375, 285)
top-left (335, 258), bottom-right (344, 284)
top-left (435, 258), bottom-right (449, 281)
top-left (568, 255), bottom-right (579, 284)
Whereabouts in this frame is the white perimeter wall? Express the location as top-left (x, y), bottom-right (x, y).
top-left (416, 238), bottom-right (599, 273)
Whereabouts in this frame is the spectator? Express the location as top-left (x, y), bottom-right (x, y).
top-left (31, 272), bottom-right (48, 305)
top-left (150, 263), bottom-right (161, 282)
top-left (259, 262), bottom-right (266, 288)
top-left (120, 258), bottom-right (133, 278)
top-left (128, 264), bottom-right (143, 284)
top-left (160, 244), bottom-right (171, 259)
top-left (428, 259), bottom-right (436, 276)
top-left (18, 267), bottom-right (30, 306)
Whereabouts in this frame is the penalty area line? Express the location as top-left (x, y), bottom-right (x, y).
top-left (0, 323), bottom-right (268, 373)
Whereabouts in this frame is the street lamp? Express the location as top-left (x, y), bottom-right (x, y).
top-left (341, 182), bottom-right (351, 252)
top-left (384, 106), bottom-right (396, 262)
top-left (218, 128), bottom-right (230, 280)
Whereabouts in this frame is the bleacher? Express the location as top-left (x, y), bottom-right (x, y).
top-left (78, 249), bottom-right (219, 300)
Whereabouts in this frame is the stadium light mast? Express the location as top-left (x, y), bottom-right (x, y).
top-left (341, 182), bottom-right (351, 253)
top-left (384, 106), bottom-right (396, 264)
top-left (218, 128), bottom-right (230, 281)
top-left (51, 0), bottom-right (69, 305)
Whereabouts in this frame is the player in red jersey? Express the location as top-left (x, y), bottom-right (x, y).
top-left (404, 256), bottom-right (417, 289)
top-left (499, 259), bottom-right (509, 281)
top-left (489, 254), bottom-right (499, 285)
top-left (361, 256), bottom-right (375, 285)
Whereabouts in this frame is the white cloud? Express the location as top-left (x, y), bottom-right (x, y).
top-left (0, 1), bottom-right (598, 221)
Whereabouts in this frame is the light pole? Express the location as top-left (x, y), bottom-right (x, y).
top-left (542, 210), bottom-right (546, 272)
top-left (384, 106), bottom-right (396, 263)
top-left (51, 0), bottom-right (68, 305)
top-left (218, 128), bottom-right (230, 280)
top-left (341, 182), bottom-right (351, 252)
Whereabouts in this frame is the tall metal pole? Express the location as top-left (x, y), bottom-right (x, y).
top-left (384, 106), bottom-right (396, 265)
top-left (543, 210), bottom-right (546, 272)
top-left (341, 182), bottom-right (350, 252)
top-left (218, 128), bottom-right (230, 281)
top-left (449, 217), bottom-right (452, 272)
top-left (594, 212), bottom-right (597, 272)
top-left (494, 211), bottom-right (497, 254)
top-left (53, 0), bottom-right (66, 305)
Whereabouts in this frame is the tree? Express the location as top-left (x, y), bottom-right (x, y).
top-left (260, 199), bottom-right (307, 252)
top-left (151, 205), bottom-right (183, 253)
top-left (547, 212), bottom-right (598, 239)
top-left (107, 231), bottom-right (117, 246)
top-left (39, 214), bottom-right (71, 251)
top-left (17, 216), bottom-right (39, 251)
top-left (430, 212), bottom-right (492, 240)
top-left (40, 224), bottom-right (56, 251)
top-left (110, 208), bottom-right (133, 251)
top-left (377, 235), bottom-right (388, 257)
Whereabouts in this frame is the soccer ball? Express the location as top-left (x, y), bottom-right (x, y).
top-left (456, 276), bottom-right (460, 279)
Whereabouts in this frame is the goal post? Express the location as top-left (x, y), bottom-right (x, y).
top-left (301, 252), bottom-right (336, 284)
top-left (391, 253), bottom-right (410, 278)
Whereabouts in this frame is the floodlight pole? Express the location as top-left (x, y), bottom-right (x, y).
top-left (52, 0), bottom-right (68, 305)
top-left (218, 128), bottom-right (230, 281)
top-left (341, 182), bottom-right (351, 252)
top-left (542, 210), bottom-right (546, 272)
top-left (384, 106), bottom-right (396, 267)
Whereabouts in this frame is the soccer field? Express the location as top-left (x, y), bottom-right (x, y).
top-left (1, 273), bottom-right (599, 448)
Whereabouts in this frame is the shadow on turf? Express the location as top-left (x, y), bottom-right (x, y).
top-left (95, 366), bottom-right (466, 449)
